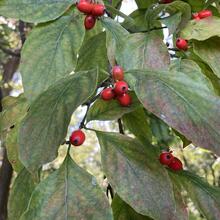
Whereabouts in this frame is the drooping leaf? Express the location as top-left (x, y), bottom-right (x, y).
top-left (193, 37), bottom-right (220, 79)
top-left (0, 0), bottom-right (75, 23)
top-left (76, 32), bottom-right (108, 82)
top-left (122, 108), bottom-right (152, 143)
top-left (112, 194), bottom-right (153, 220)
top-left (8, 168), bottom-right (35, 220)
top-left (126, 67), bottom-right (220, 156)
top-left (20, 155), bottom-right (113, 220)
top-left (180, 16), bottom-right (220, 40)
top-left (96, 131), bottom-right (183, 220)
top-left (5, 126), bottom-right (23, 172)
top-left (18, 69), bottom-right (98, 174)
top-left (87, 92), bottom-right (141, 122)
top-left (20, 10), bottom-right (84, 102)
top-left (170, 170), bottom-right (220, 220)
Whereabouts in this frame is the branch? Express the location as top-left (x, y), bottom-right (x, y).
top-left (18, 21), bottom-right (26, 45)
top-left (117, 118), bottom-right (125, 134)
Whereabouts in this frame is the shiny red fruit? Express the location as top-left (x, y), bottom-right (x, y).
top-left (176, 38), bottom-right (188, 51)
top-left (114, 81), bottom-right (128, 95)
top-left (168, 157), bottom-right (183, 171)
top-left (70, 130), bottom-right (85, 146)
top-left (117, 93), bottom-right (132, 107)
top-left (101, 88), bottom-right (115, 101)
top-left (192, 13), bottom-right (200, 20)
top-left (112, 65), bottom-right (124, 81)
top-left (84, 15), bottom-right (96, 30)
top-left (159, 152), bottom-right (174, 165)
top-left (92, 4), bottom-right (105, 16)
top-left (198, 10), bottom-right (212, 19)
top-left (77, 0), bottom-right (93, 14)
top-left (161, 0), bottom-right (172, 3)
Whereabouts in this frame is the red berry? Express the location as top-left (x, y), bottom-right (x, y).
top-left (101, 88), bottom-right (115, 101)
top-left (159, 152), bottom-right (174, 165)
top-left (92, 4), bottom-right (105, 16)
top-left (168, 157), bottom-right (183, 171)
top-left (70, 130), bottom-right (85, 146)
top-left (114, 81), bottom-right (128, 95)
top-left (84, 15), bottom-right (96, 30)
top-left (192, 13), bottom-right (200, 20)
top-left (176, 38), bottom-right (188, 51)
top-left (112, 65), bottom-right (124, 81)
top-left (161, 0), bottom-right (172, 3)
top-left (77, 0), bottom-right (93, 14)
top-left (117, 93), bottom-right (132, 107)
top-left (198, 10), bottom-right (212, 19)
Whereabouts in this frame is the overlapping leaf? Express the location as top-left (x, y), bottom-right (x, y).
top-left (8, 168), bottom-right (35, 220)
top-left (193, 37), bottom-right (220, 79)
top-left (0, 0), bottom-right (75, 23)
top-left (181, 17), bottom-right (220, 40)
top-left (19, 69), bottom-right (98, 174)
top-left (20, 155), bottom-right (113, 219)
top-left (96, 131), bottom-right (184, 220)
top-left (20, 10), bottom-right (84, 102)
top-left (170, 171), bottom-right (220, 220)
top-left (126, 62), bottom-right (220, 155)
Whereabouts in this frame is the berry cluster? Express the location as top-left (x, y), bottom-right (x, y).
top-left (76, 0), bottom-right (105, 30)
top-left (70, 129), bottom-right (86, 146)
top-left (101, 66), bottom-right (132, 107)
top-left (159, 151), bottom-right (183, 171)
top-left (193, 9), bottom-right (212, 20)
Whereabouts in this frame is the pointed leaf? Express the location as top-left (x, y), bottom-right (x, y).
top-left (21, 155), bottom-right (113, 219)
top-left (19, 70), bottom-right (98, 174)
top-left (112, 194), bottom-right (153, 220)
top-left (96, 131), bottom-right (180, 220)
top-left (20, 10), bottom-right (84, 102)
top-left (126, 65), bottom-right (220, 155)
top-left (170, 171), bottom-right (220, 220)
top-left (0, 0), bottom-right (75, 23)
top-left (8, 168), bottom-right (35, 220)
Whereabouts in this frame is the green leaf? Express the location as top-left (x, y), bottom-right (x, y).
top-left (20, 155), bottom-right (113, 220)
top-left (161, 12), bottom-right (182, 35)
top-left (20, 10), bottom-right (84, 102)
top-left (87, 92), bottom-right (141, 122)
top-left (5, 126), bottom-right (23, 172)
top-left (180, 16), bottom-right (220, 40)
top-left (76, 32), bottom-right (108, 82)
top-left (112, 194), bottom-right (153, 220)
top-left (126, 66), bottom-right (220, 156)
top-left (96, 131), bottom-right (182, 220)
top-left (122, 108), bottom-right (152, 143)
top-left (170, 171), bottom-right (220, 220)
top-left (8, 168), bottom-right (35, 220)
top-left (18, 69), bottom-right (98, 174)
top-left (0, 0), bottom-right (75, 23)
top-left (103, 18), bottom-right (170, 71)
top-left (193, 37), bottom-right (220, 79)
top-left (0, 95), bottom-right (28, 132)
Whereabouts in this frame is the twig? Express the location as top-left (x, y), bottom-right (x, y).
top-left (18, 21), bottom-right (26, 45)
top-left (117, 118), bottom-right (125, 134)
top-left (79, 104), bottom-right (90, 129)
